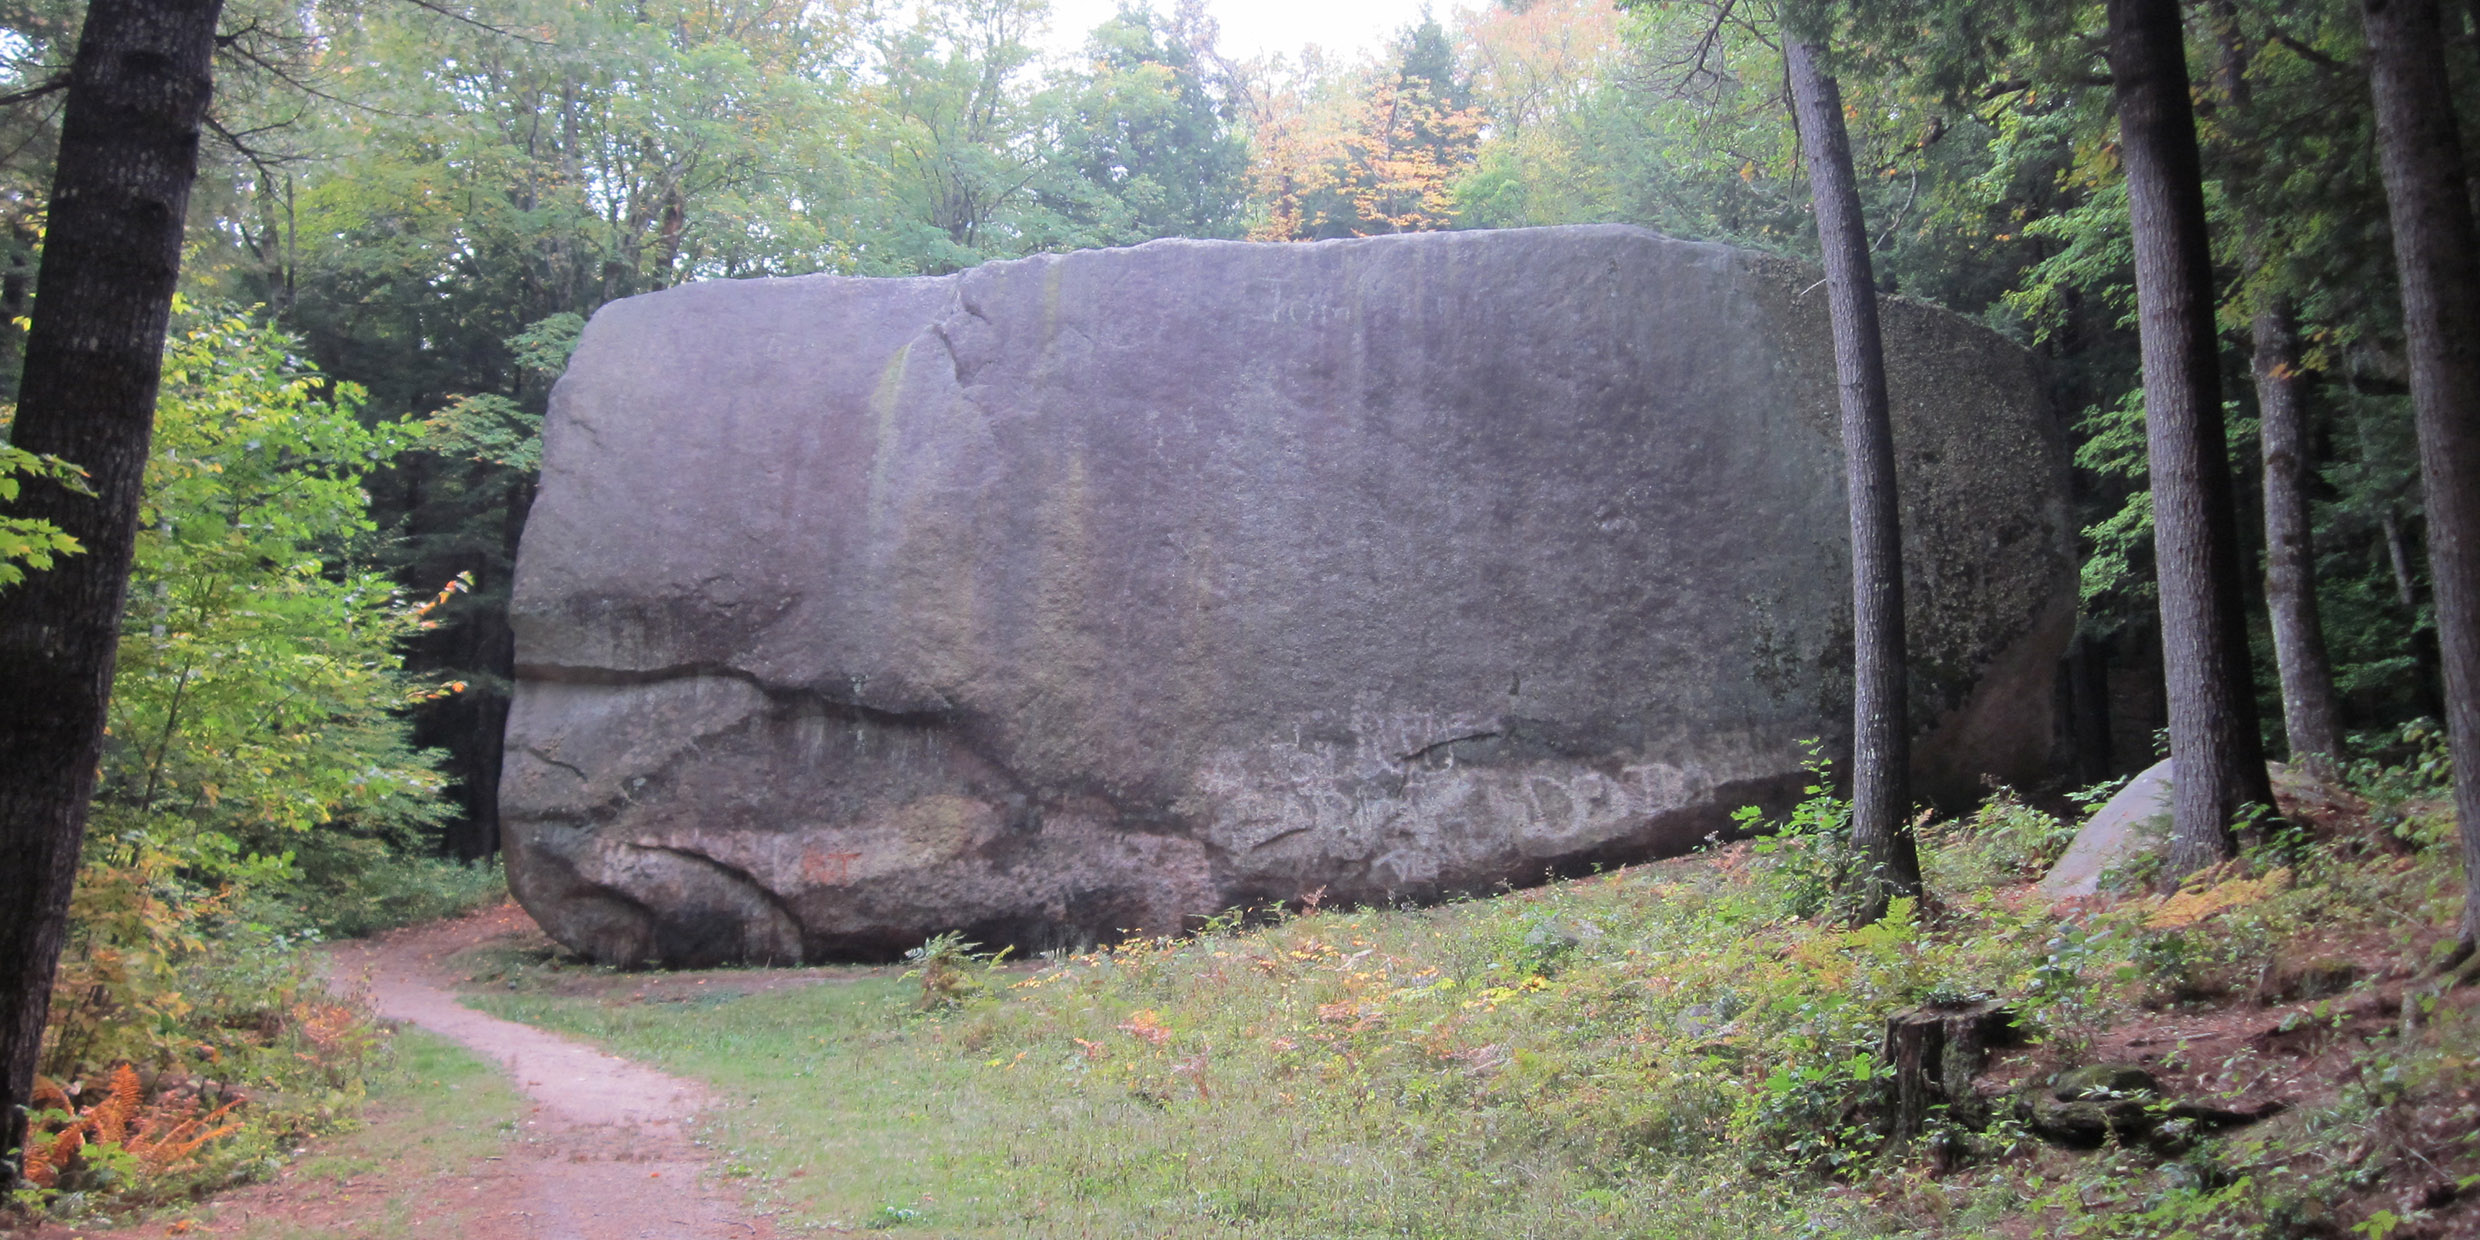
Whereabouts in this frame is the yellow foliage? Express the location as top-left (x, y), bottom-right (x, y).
top-left (1247, 61), bottom-right (1485, 241)
top-left (2146, 866), bottom-right (2294, 929)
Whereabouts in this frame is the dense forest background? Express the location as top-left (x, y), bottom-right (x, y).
top-left (0, 0), bottom-right (2456, 862)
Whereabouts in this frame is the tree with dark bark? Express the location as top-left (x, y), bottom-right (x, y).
top-left (2207, 3), bottom-right (2347, 782)
top-left (2360, 0), bottom-right (2480, 959)
top-left (1782, 17), bottom-right (1920, 924)
top-left (0, 0), bottom-right (223, 1185)
top-left (2105, 0), bottom-right (2275, 880)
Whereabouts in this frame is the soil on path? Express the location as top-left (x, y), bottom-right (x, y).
top-left (26, 904), bottom-right (780, 1240)
top-left (327, 904), bottom-right (776, 1240)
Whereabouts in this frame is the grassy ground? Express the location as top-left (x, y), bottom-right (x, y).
top-left (461, 776), bottom-right (2480, 1240)
top-left (222, 1028), bottom-right (530, 1240)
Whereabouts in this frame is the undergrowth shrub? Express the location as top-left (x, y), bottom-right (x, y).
top-left (26, 853), bottom-right (389, 1217)
top-left (2346, 717), bottom-right (2457, 850)
top-left (814, 752), bottom-right (2474, 1238)
top-left (10, 309), bottom-right (469, 1218)
top-left (1728, 741), bottom-right (1852, 920)
top-left (278, 837), bottom-right (505, 940)
top-left (1918, 782), bottom-right (2081, 891)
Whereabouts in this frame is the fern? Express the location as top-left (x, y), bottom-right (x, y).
top-left (20, 1063), bottom-right (246, 1190)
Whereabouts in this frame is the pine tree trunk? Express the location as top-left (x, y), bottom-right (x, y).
top-left (2362, 0), bottom-right (2480, 956)
top-left (2210, 0), bottom-right (2348, 782)
top-left (2253, 298), bottom-right (2348, 779)
top-left (1784, 32), bottom-right (1920, 923)
top-left (0, 0), bottom-right (222, 1185)
top-left (2107, 0), bottom-right (2275, 880)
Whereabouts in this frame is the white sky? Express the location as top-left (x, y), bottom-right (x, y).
top-left (1037, 0), bottom-right (1441, 64)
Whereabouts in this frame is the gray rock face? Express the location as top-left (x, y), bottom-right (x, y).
top-left (2040, 759), bottom-right (2176, 899)
top-left (501, 225), bottom-right (2074, 966)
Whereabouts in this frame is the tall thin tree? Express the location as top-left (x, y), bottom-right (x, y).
top-left (0, 0), bottom-right (225, 1183)
top-left (2253, 298), bottom-right (2348, 778)
top-left (2106, 0), bottom-right (2275, 879)
top-left (1783, 18), bottom-right (1920, 923)
top-left (2208, 3), bottom-right (2347, 781)
top-left (2361, 0), bottom-right (2480, 961)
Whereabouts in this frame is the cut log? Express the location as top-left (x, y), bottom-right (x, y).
top-left (1880, 997), bottom-right (2020, 1145)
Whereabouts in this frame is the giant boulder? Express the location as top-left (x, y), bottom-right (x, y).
top-left (501, 224), bottom-right (2073, 966)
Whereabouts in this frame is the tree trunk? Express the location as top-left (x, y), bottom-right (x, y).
top-left (0, 0), bottom-right (222, 1185)
top-left (2107, 0), bottom-right (2276, 880)
top-left (2210, 0), bottom-right (2349, 782)
top-left (2067, 634), bottom-right (2117, 784)
top-left (1880, 998), bottom-right (2017, 1147)
top-left (2363, 0), bottom-right (2480, 956)
top-left (2381, 507), bottom-right (2451, 721)
top-left (2253, 298), bottom-right (2348, 779)
top-left (1784, 31), bottom-right (1920, 924)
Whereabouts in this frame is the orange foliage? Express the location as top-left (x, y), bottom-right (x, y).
top-left (21, 1064), bottom-right (245, 1190)
top-left (1117, 1009), bottom-right (1173, 1045)
top-left (1247, 57), bottom-right (1485, 241)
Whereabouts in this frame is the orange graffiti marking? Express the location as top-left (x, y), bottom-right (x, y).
top-left (803, 850), bottom-right (864, 885)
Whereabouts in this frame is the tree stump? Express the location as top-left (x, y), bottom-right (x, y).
top-left (1880, 997), bottom-right (2019, 1146)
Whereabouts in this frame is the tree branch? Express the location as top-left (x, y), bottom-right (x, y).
top-left (0, 77), bottom-right (68, 108)
top-left (392, 0), bottom-right (554, 47)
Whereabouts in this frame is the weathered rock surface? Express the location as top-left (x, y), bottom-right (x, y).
top-left (2038, 758), bottom-right (2316, 899)
top-left (2041, 758), bottom-right (2176, 899)
top-left (501, 224), bottom-right (2075, 966)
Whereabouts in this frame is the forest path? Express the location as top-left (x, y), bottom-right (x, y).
top-left (318, 904), bottom-right (776, 1240)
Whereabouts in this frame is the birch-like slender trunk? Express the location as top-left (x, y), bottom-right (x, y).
top-left (2208, 3), bottom-right (2348, 781)
top-left (2253, 298), bottom-right (2348, 779)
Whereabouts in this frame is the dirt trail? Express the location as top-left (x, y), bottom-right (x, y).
top-left (316, 905), bottom-right (775, 1240)
top-left (22, 906), bottom-right (779, 1240)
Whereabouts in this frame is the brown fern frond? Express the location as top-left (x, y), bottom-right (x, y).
top-left (29, 1075), bottom-right (72, 1113)
top-left (128, 1094), bottom-right (237, 1161)
top-left (89, 1064), bottom-right (142, 1144)
top-left (129, 1094), bottom-right (201, 1155)
top-left (26, 1124), bottom-right (86, 1189)
top-left (131, 1117), bottom-right (190, 1157)
top-left (139, 1119), bottom-right (241, 1168)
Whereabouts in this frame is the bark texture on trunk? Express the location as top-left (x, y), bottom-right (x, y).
top-left (2211, 0), bottom-right (2349, 782)
top-left (2253, 298), bottom-right (2347, 779)
top-left (1785, 33), bottom-right (1921, 923)
top-left (1880, 999), bottom-right (2018, 1147)
top-left (2363, 0), bottom-right (2480, 953)
top-left (2107, 0), bottom-right (2275, 880)
top-left (0, 0), bottom-right (222, 1183)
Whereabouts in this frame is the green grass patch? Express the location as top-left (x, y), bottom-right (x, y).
top-left (288, 1027), bottom-right (525, 1188)
top-left (465, 778), bottom-right (2480, 1239)
top-left (212, 1026), bottom-right (525, 1240)
top-left (468, 977), bottom-right (1014, 1231)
